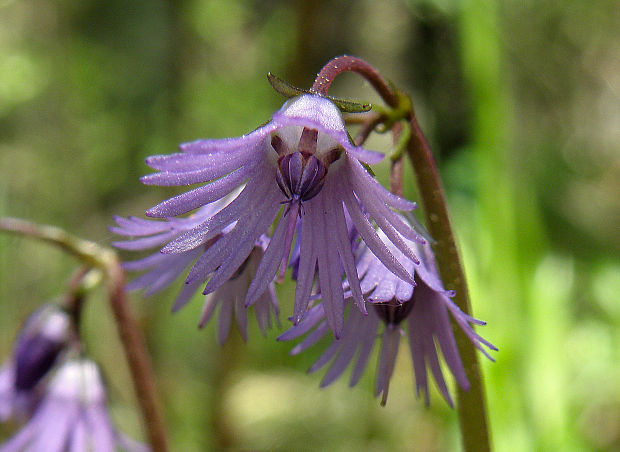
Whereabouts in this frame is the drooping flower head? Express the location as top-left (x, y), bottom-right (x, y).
top-left (279, 228), bottom-right (496, 406)
top-left (0, 305), bottom-right (72, 422)
top-left (140, 94), bottom-right (426, 337)
top-left (111, 198), bottom-right (279, 344)
top-left (0, 359), bottom-right (148, 452)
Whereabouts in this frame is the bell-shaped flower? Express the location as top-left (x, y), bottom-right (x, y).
top-left (140, 94), bottom-right (425, 337)
top-left (0, 305), bottom-right (72, 422)
top-left (279, 229), bottom-right (496, 406)
top-left (0, 359), bottom-right (148, 452)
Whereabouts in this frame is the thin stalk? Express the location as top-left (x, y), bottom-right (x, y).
top-left (0, 217), bottom-right (169, 452)
top-left (390, 121), bottom-right (404, 197)
top-left (312, 56), bottom-right (492, 452)
top-left (312, 56), bottom-right (399, 107)
top-left (105, 258), bottom-right (169, 452)
top-left (63, 267), bottom-right (95, 336)
top-left (352, 112), bottom-right (384, 146)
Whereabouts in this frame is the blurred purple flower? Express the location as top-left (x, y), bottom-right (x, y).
top-left (139, 94), bottom-right (425, 337)
top-left (0, 305), bottom-right (72, 422)
top-left (279, 229), bottom-right (496, 406)
top-left (0, 359), bottom-right (148, 452)
top-left (111, 200), bottom-right (279, 344)
top-left (0, 364), bottom-right (17, 422)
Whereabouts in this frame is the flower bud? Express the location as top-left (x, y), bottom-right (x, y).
top-left (14, 305), bottom-right (72, 391)
top-left (0, 359), bottom-right (149, 451)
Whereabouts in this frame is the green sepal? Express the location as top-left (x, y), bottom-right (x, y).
top-left (391, 120), bottom-right (412, 162)
top-left (323, 95), bottom-right (372, 113)
top-left (267, 73), bottom-right (307, 98)
top-left (267, 72), bottom-right (372, 113)
top-left (361, 162), bottom-right (376, 177)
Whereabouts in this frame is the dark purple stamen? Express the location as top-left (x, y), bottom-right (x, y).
top-left (15, 335), bottom-right (65, 391)
top-left (276, 152), bottom-right (327, 202)
top-left (271, 135), bottom-right (289, 156)
top-left (298, 128), bottom-right (318, 154)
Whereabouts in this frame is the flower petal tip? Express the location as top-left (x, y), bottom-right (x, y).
top-left (139, 174), bottom-right (157, 186)
top-left (144, 208), bottom-right (160, 218)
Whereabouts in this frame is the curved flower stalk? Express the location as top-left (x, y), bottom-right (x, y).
top-left (0, 305), bottom-right (72, 422)
top-left (140, 94), bottom-right (425, 337)
top-left (111, 201), bottom-right (279, 344)
top-left (0, 359), bottom-right (148, 452)
top-left (279, 229), bottom-right (496, 406)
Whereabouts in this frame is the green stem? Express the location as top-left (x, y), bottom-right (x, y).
top-left (0, 217), bottom-right (169, 452)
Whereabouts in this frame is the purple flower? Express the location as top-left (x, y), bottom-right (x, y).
top-left (279, 229), bottom-right (496, 406)
top-left (0, 364), bottom-right (16, 422)
top-left (111, 200), bottom-right (279, 344)
top-left (0, 359), bottom-right (148, 452)
top-left (0, 305), bottom-right (72, 422)
top-left (140, 94), bottom-right (425, 337)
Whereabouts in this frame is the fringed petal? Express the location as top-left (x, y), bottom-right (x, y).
top-left (324, 179), bottom-right (366, 314)
top-left (375, 324), bottom-right (401, 406)
top-left (340, 184), bottom-right (413, 284)
top-left (112, 230), bottom-right (179, 251)
top-left (245, 206), bottom-right (290, 307)
top-left (310, 197), bottom-right (344, 338)
top-left (146, 166), bottom-right (252, 217)
top-left (349, 311), bottom-right (380, 386)
top-left (320, 308), bottom-right (367, 387)
top-left (293, 212), bottom-right (317, 323)
top-left (161, 173), bottom-right (271, 252)
top-left (110, 215), bottom-right (172, 236)
top-left (179, 125), bottom-right (276, 154)
top-left (347, 155), bottom-right (416, 210)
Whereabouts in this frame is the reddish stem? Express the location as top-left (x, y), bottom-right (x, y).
top-left (353, 112), bottom-right (384, 147)
top-left (63, 267), bottom-right (90, 332)
top-left (311, 56), bottom-right (399, 107)
top-left (105, 259), bottom-right (169, 452)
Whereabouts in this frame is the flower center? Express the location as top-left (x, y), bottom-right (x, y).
top-left (272, 128), bottom-right (342, 203)
top-left (373, 298), bottom-right (415, 325)
top-left (275, 152), bottom-right (326, 202)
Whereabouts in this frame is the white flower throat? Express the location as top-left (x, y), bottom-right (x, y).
top-left (272, 126), bottom-right (343, 203)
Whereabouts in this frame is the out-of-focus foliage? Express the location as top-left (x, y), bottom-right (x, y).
top-left (1, 0), bottom-right (619, 450)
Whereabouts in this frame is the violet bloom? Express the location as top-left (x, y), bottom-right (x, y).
top-left (0, 305), bottom-right (72, 422)
top-left (279, 231), bottom-right (496, 406)
top-left (0, 364), bottom-right (16, 422)
top-left (141, 94), bottom-right (425, 337)
top-left (0, 359), bottom-right (148, 452)
top-left (111, 201), bottom-right (279, 344)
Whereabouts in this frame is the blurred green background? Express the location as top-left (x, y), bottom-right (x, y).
top-left (1, 0), bottom-right (619, 450)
